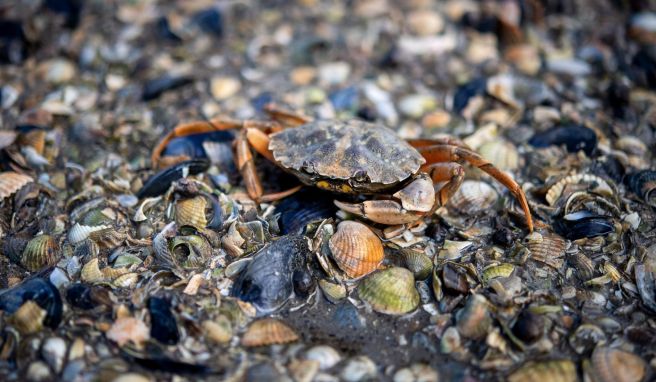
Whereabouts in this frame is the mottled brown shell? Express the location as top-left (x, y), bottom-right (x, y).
top-left (591, 347), bottom-right (646, 382)
top-left (241, 318), bottom-right (299, 347)
top-left (269, 120), bottom-right (425, 193)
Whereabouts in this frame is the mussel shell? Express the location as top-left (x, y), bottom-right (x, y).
top-left (241, 318), bottom-right (299, 347)
top-left (274, 188), bottom-right (337, 234)
top-left (162, 131), bottom-right (234, 162)
top-left (0, 277), bottom-right (62, 328)
top-left (21, 234), bottom-right (59, 272)
top-left (148, 296), bottom-right (180, 345)
top-left (231, 235), bottom-right (309, 315)
top-left (511, 310), bottom-right (544, 344)
top-left (358, 267), bottom-right (420, 315)
top-left (508, 360), bottom-right (577, 382)
top-left (591, 347), bottom-right (646, 382)
top-left (553, 210), bottom-right (614, 240)
top-left (529, 123), bottom-right (597, 155)
top-left (626, 170), bottom-right (656, 207)
top-left (0, 171), bottom-right (33, 200)
top-left (329, 221), bottom-right (384, 278)
top-left (137, 159), bottom-right (210, 198)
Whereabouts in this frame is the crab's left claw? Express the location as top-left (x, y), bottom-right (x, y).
top-left (334, 200), bottom-right (425, 225)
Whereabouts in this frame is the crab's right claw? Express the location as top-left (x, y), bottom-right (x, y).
top-left (334, 200), bottom-right (424, 225)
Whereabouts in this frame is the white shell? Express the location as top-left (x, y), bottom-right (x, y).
top-left (68, 223), bottom-right (110, 244)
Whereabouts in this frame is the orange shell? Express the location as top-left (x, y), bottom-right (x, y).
top-left (0, 172), bottom-right (33, 200)
top-left (329, 221), bottom-right (384, 278)
top-left (241, 318), bottom-right (299, 347)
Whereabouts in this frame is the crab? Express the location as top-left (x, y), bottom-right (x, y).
top-left (151, 105), bottom-right (534, 231)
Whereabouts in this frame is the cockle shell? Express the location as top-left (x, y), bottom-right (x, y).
top-left (399, 249), bottom-right (433, 280)
top-left (175, 196), bottom-right (208, 230)
top-left (80, 258), bottom-right (104, 282)
top-left (68, 223), bottom-right (111, 245)
top-left (546, 174), bottom-right (613, 206)
top-left (508, 360), bottom-right (577, 382)
top-left (358, 267), bottom-right (420, 315)
top-left (21, 234), bottom-right (59, 271)
top-left (525, 231), bottom-right (568, 269)
top-left (329, 221), bottom-right (384, 278)
top-left (241, 318), bottom-right (299, 347)
top-left (0, 171), bottom-right (33, 200)
top-left (590, 347), bottom-right (646, 382)
top-left (448, 180), bottom-right (499, 215)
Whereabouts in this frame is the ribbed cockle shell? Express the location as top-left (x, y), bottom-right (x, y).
top-left (329, 221), bottom-right (383, 278)
top-left (0, 171), bottom-right (33, 200)
top-left (175, 196), bottom-right (208, 230)
top-left (241, 318), bottom-right (299, 347)
top-left (21, 234), bottom-right (59, 272)
top-left (358, 267), bottom-right (419, 315)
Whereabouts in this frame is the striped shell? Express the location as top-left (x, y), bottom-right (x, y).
top-left (546, 174), bottom-right (613, 206)
top-left (358, 267), bottom-right (420, 315)
top-left (0, 171), bottom-right (33, 200)
top-left (479, 139), bottom-right (519, 171)
top-left (7, 300), bottom-right (46, 335)
top-left (88, 227), bottom-right (127, 249)
top-left (318, 279), bottom-right (347, 303)
top-left (68, 223), bottom-right (110, 245)
top-left (21, 234), bottom-right (59, 272)
top-left (329, 221), bottom-right (384, 278)
top-left (508, 360), bottom-right (577, 382)
top-left (591, 347), bottom-right (646, 382)
top-left (175, 196), bottom-right (208, 230)
top-left (525, 231), bottom-right (568, 269)
top-left (399, 249), bottom-right (433, 280)
top-left (241, 318), bottom-right (299, 347)
top-left (113, 273), bottom-right (139, 288)
top-left (448, 180), bottom-right (499, 215)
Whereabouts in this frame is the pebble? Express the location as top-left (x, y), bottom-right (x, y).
top-left (111, 373), bottom-right (153, 382)
top-left (26, 361), bottom-right (51, 382)
top-left (505, 44), bottom-right (541, 75)
top-left (38, 59), bottom-right (76, 84)
top-left (304, 345), bottom-right (342, 370)
top-left (398, 94), bottom-right (437, 118)
top-left (290, 66), bottom-right (317, 85)
top-left (546, 58), bottom-right (592, 77)
top-left (407, 11), bottom-right (444, 36)
top-left (340, 356), bottom-right (378, 382)
top-left (362, 82), bottom-right (398, 125)
top-left (319, 61), bottom-right (351, 86)
top-left (41, 337), bottom-right (67, 373)
top-left (306, 87), bottom-right (327, 104)
top-left (422, 109), bottom-right (451, 129)
top-left (393, 363), bottom-right (439, 382)
top-left (1, 85), bottom-right (18, 109)
top-left (210, 76), bottom-right (241, 100)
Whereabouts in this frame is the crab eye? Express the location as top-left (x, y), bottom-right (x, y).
top-left (353, 170), bottom-right (368, 182)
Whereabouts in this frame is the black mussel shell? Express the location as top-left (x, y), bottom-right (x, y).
top-left (529, 123), bottom-right (597, 156)
top-left (442, 263), bottom-right (469, 294)
top-left (274, 188), bottom-right (337, 234)
top-left (625, 170), bottom-right (656, 207)
top-left (553, 210), bottom-right (614, 240)
top-left (121, 345), bottom-right (215, 375)
top-left (231, 235), bottom-right (309, 315)
top-left (0, 277), bottom-right (62, 328)
top-left (512, 310), bottom-right (544, 343)
top-left (0, 20), bottom-right (28, 64)
top-left (156, 16), bottom-right (183, 43)
top-left (148, 296), bottom-right (180, 345)
top-left (66, 283), bottom-right (95, 310)
top-left (453, 78), bottom-right (487, 115)
top-left (162, 130), bottom-right (234, 162)
top-left (142, 74), bottom-right (193, 101)
top-left (137, 159), bottom-right (210, 198)
top-left (192, 8), bottom-right (224, 38)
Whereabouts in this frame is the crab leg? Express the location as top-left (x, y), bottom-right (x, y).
top-left (151, 118), bottom-right (281, 167)
top-left (263, 103), bottom-right (311, 127)
top-left (237, 128), bottom-right (302, 203)
top-left (417, 144), bottom-right (533, 232)
top-left (423, 162), bottom-right (465, 208)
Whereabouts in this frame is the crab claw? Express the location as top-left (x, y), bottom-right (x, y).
top-left (334, 200), bottom-right (425, 225)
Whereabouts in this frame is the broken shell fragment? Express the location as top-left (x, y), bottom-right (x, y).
top-left (6, 300), bottom-right (46, 335)
top-left (358, 267), bottom-right (420, 315)
top-left (329, 221), bottom-right (384, 278)
top-left (241, 318), bottom-right (299, 347)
